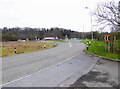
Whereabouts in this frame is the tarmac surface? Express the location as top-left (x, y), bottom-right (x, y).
top-left (70, 56), bottom-right (119, 88)
top-left (1, 39), bottom-right (119, 88)
top-left (2, 40), bottom-right (97, 87)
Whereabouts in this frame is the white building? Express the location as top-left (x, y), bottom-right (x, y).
top-left (44, 36), bottom-right (58, 40)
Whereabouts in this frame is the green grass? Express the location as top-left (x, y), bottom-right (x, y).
top-left (80, 39), bottom-right (119, 60)
top-left (116, 39), bottom-right (120, 49)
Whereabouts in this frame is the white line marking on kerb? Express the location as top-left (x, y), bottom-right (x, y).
top-left (0, 52), bottom-right (80, 87)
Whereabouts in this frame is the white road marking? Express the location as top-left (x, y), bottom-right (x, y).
top-left (0, 52), bottom-right (81, 87)
top-left (69, 43), bottom-right (72, 47)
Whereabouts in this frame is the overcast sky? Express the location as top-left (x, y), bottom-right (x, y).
top-left (0, 0), bottom-right (111, 32)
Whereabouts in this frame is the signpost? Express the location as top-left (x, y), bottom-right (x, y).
top-left (104, 34), bottom-right (111, 52)
top-left (104, 34), bottom-right (110, 42)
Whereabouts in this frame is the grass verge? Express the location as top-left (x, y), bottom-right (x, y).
top-left (0, 41), bottom-right (57, 56)
top-left (80, 39), bottom-right (119, 60)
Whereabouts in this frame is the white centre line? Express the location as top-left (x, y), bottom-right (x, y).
top-left (1, 52), bottom-right (81, 87)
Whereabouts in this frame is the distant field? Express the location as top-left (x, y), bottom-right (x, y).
top-left (0, 41), bottom-right (57, 56)
top-left (80, 39), bottom-right (119, 60)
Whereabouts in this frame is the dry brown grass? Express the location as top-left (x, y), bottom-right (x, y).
top-left (0, 41), bottom-right (56, 56)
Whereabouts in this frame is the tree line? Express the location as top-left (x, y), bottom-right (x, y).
top-left (1, 27), bottom-right (82, 41)
top-left (1, 26), bottom-right (119, 42)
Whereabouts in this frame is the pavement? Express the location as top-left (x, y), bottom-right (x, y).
top-left (70, 56), bottom-right (119, 88)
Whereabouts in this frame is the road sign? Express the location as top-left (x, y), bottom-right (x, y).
top-left (104, 34), bottom-right (111, 42)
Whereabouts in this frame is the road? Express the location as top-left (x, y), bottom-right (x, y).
top-left (2, 39), bottom-right (98, 87)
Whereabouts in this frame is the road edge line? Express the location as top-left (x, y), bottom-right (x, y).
top-left (58, 55), bottom-right (98, 87)
top-left (1, 52), bottom-right (81, 87)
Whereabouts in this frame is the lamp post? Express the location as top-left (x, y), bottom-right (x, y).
top-left (82, 25), bottom-right (84, 39)
top-left (85, 7), bottom-right (93, 40)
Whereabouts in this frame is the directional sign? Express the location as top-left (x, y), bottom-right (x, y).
top-left (104, 34), bottom-right (111, 42)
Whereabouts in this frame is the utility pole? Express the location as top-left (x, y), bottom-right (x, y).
top-left (85, 7), bottom-right (93, 40)
top-left (82, 25), bottom-right (84, 39)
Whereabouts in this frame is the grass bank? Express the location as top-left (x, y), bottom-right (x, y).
top-left (0, 41), bottom-right (57, 56)
top-left (80, 39), bottom-right (119, 60)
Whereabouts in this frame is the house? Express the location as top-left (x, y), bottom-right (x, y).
top-left (44, 36), bottom-right (58, 40)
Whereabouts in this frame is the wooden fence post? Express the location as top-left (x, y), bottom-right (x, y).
top-left (113, 36), bottom-right (116, 53)
top-left (108, 42), bottom-right (110, 52)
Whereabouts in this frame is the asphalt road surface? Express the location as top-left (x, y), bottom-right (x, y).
top-left (70, 57), bottom-right (119, 88)
top-left (2, 39), bottom-right (98, 87)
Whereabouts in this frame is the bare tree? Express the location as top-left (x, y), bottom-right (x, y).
top-left (94, 1), bottom-right (120, 32)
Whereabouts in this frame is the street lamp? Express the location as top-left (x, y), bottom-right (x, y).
top-left (82, 25), bottom-right (84, 39)
top-left (85, 7), bottom-right (93, 40)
